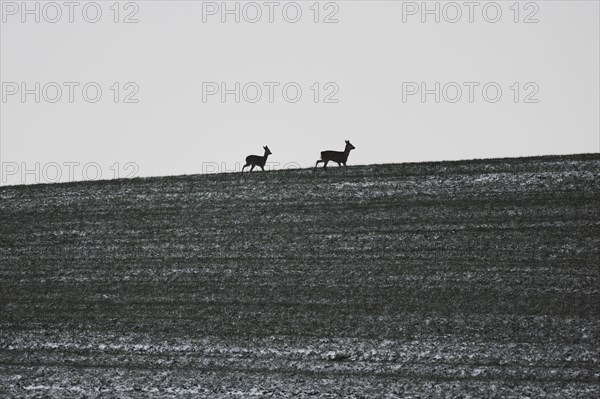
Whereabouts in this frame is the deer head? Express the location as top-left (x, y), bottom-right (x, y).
top-left (345, 140), bottom-right (356, 151)
top-left (264, 146), bottom-right (272, 156)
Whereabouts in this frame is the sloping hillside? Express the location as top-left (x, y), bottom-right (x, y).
top-left (1, 154), bottom-right (599, 398)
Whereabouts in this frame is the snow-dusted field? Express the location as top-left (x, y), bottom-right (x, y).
top-left (1, 154), bottom-right (599, 398)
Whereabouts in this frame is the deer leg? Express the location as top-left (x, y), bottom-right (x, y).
top-left (323, 160), bottom-right (329, 169)
top-left (242, 164), bottom-right (248, 172)
top-left (313, 160), bottom-right (322, 172)
top-left (260, 165), bottom-right (265, 171)
top-left (336, 161), bottom-right (342, 167)
top-left (250, 165), bottom-right (255, 172)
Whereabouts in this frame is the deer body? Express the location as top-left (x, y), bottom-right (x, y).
top-left (315, 140), bottom-right (356, 168)
top-left (242, 146), bottom-right (272, 172)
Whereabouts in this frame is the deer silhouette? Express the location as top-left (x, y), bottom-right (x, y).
top-left (315, 140), bottom-right (356, 168)
top-left (242, 146), bottom-right (272, 172)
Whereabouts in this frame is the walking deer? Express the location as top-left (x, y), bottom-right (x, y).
top-left (315, 140), bottom-right (356, 168)
top-left (242, 146), bottom-right (272, 172)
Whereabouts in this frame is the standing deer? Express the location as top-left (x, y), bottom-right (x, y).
top-left (242, 146), bottom-right (272, 172)
top-left (315, 140), bottom-right (356, 168)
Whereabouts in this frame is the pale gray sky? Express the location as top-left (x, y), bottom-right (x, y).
top-left (1, 1), bottom-right (599, 184)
